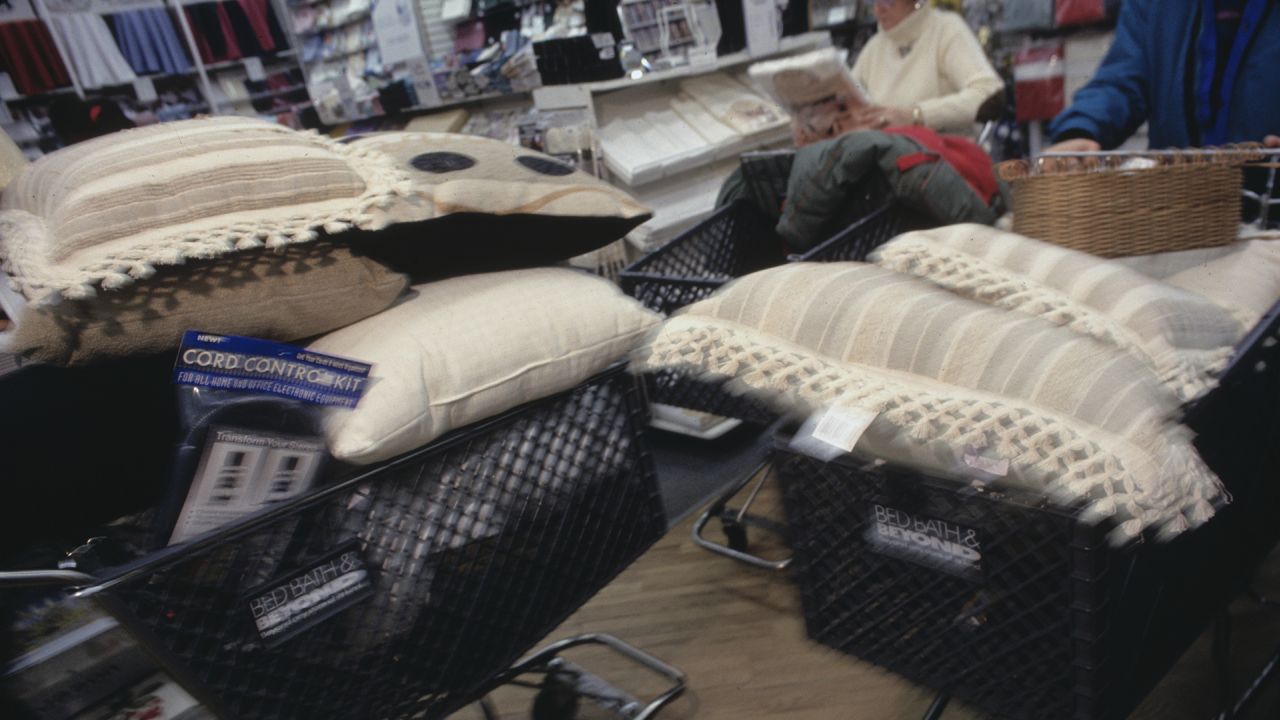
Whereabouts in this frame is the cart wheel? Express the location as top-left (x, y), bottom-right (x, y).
top-left (722, 519), bottom-right (748, 552)
top-left (532, 670), bottom-right (579, 720)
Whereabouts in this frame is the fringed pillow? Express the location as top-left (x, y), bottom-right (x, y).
top-left (1113, 237), bottom-right (1280, 331)
top-left (340, 132), bottom-right (652, 280)
top-left (0, 242), bottom-right (407, 366)
top-left (0, 117), bottom-right (414, 364)
top-left (634, 262), bottom-right (1224, 542)
top-left (0, 116), bottom-right (412, 302)
top-left (870, 224), bottom-right (1245, 401)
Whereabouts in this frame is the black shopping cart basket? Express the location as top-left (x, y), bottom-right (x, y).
top-left (1, 364), bottom-right (682, 720)
top-left (774, 299), bottom-right (1280, 720)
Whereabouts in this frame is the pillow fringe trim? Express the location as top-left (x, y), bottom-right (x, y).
top-left (0, 130), bottom-right (413, 302)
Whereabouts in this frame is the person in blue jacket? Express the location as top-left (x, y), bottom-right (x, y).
top-left (1046, 0), bottom-right (1280, 152)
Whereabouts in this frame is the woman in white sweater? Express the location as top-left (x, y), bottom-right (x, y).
top-left (850, 0), bottom-right (1003, 134)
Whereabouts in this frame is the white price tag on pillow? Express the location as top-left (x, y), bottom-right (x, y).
top-left (962, 450), bottom-right (1009, 477)
top-left (810, 405), bottom-right (878, 453)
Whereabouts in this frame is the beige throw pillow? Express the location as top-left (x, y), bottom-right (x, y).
top-left (871, 224), bottom-right (1245, 401)
top-left (1113, 237), bottom-right (1280, 330)
top-left (634, 263), bottom-right (1223, 541)
top-left (0, 116), bottom-right (412, 302)
top-left (0, 242), bottom-right (407, 365)
top-left (310, 268), bottom-right (661, 465)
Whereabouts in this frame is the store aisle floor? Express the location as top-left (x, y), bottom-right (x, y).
top-left (474, 474), bottom-right (1280, 720)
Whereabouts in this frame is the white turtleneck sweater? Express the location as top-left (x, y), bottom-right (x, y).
top-left (851, 6), bottom-right (1002, 133)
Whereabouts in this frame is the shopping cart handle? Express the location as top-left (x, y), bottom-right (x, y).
top-left (691, 507), bottom-right (792, 571)
top-left (0, 569), bottom-right (96, 589)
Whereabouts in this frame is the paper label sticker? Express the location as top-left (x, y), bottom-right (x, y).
top-left (244, 56), bottom-right (267, 82)
top-left (372, 0), bottom-right (426, 66)
top-left (810, 405), bottom-right (877, 453)
top-left (0, 73), bottom-right (19, 101)
top-left (170, 426), bottom-right (325, 544)
top-left (133, 76), bottom-right (158, 103)
top-left (245, 542), bottom-right (374, 647)
top-left (962, 450), bottom-right (1010, 478)
top-left (173, 331), bottom-right (372, 408)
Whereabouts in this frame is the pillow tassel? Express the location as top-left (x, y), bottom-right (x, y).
top-left (100, 272), bottom-right (131, 290)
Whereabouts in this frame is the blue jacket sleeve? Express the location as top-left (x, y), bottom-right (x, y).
top-left (1047, 0), bottom-right (1152, 148)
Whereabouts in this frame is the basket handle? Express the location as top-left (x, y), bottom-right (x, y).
top-left (0, 569), bottom-right (95, 589)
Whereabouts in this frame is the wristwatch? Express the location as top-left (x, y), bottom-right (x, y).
top-left (912, 106), bottom-right (924, 126)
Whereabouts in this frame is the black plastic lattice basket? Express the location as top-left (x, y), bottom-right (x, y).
top-left (76, 364), bottom-right (666, 720)
top-left (619, 200), bottom-right (785, 317)
top-left (773, 300), bottom-right (1280, 720)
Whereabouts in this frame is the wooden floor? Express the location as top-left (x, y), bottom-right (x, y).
top-left (471, 474), bottom-right (1280, 720)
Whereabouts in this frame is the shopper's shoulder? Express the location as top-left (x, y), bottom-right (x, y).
top-left (929, 9), bottom-right (971, 35)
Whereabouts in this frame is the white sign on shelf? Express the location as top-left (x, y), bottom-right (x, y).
top-left (0, 0), bottom-right (36, 22)
top-left (440, 0), bottom-right (470, 23)
top-left (244, 56), bottom-right (266, 82)
top-left (406, 58), bottom-right (441, 108)
top-left (743, 0), bottom-right (782, 57)
top-left (372, 0), bottom-right (426, 66)
top-left (0, 73), bottom-right (19, 102)
top-left (133, 76), bottom-right (158, 103)
top-left (687, 46), bottom-right (717, 68)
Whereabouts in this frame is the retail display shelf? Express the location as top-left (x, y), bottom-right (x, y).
top-left (236, 83), bottom-right (308, 103)
top-left (202, 52), bottom-right (302, 73)
top-left (399, 31), bottom-right (830, 117)
top-left (585, 31), bottom-right (830, 94)
top-left (296, 12), bottom-right (372, 37)
top-left (308, 41), bottom-right (376, 64)
top-left (604, 123), bottom-right (790, 188)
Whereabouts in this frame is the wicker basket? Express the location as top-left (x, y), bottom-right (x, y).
top-left (999, 150), bottom-right (1254, 257)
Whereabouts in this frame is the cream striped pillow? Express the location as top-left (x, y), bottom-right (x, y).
top-left (635, 263), bottom-right (1223, 541)
top-left (869, 224), bottom-right (1245, 401)
top-left (1112, 238), bottom-right (1280, 330)
top-left (0, 116), bottom-right (411, 302)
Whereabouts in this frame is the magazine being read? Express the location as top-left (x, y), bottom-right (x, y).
top-left (748, 47), bottom-right (873, 145)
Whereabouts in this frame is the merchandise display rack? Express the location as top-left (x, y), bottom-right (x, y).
top-left (1, 0), bottom-right (308, 153)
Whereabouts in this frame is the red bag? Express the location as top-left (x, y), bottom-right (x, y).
top-left (1013, 43), bottom-right (1065, 122)
top-left (1055, 0), bottom-right (1106, 27)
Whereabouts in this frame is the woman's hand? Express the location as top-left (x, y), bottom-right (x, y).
top-left (1044, 138), bottom-right (1102, 154)
top-left (852, 105), bottom-right (915, 129)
